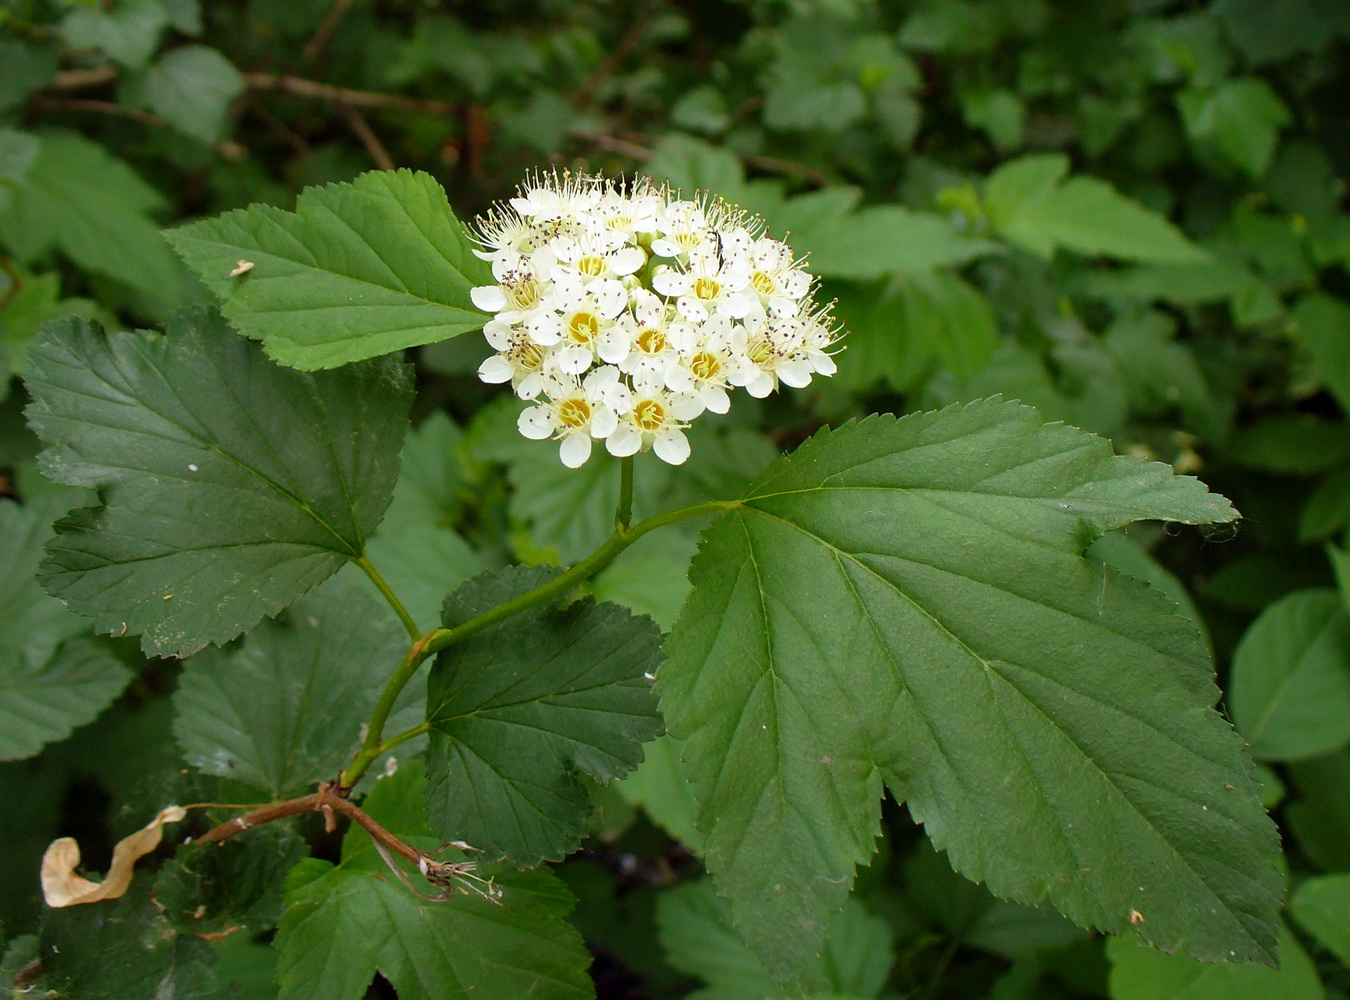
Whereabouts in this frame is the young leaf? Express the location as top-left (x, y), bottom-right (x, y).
top-left (275, 761), bottom-right (592, 1000)
top-left (1229, 590), bottom-right (1350, 761)
top-left (25, 307), bottom-right (412, 657)
top-left (1107, 925), bottom-right (1322, 1000)
top-left (425, 565), bottom-right (665, 865)
top-left (173, 575), bottom-right (406, 796)
top-left (1178, 78), bottom-right (1292, 180)
top-left (136, 45), bottom-right (245, 143)
top-left (165, 169), bottom-right (492, 369)
top-left (660, 399), bottom-right (1279, 982)
top-left (0, 497), bottom-right (129, 761)
top-left (984, 154), bottom-right (1207, 264)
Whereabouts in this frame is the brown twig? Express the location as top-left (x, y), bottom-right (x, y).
top-left (571, 18), bottom-right (648, 109)
top-left (241, 73), bottom-right (459, 116)
top-left (30, 96), bottom-right (165, 126)
top-left (47, 65), bottom-right (119, 91)
top-left (340, 103), bottom-right (396, 170)
top-left (0, 254), bottom-right (22, 315)
top-left (302, 0), bottom-right (357, 63)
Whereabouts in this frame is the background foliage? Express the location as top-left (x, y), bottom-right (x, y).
top-left (2, 0), bottom-right (1349, 998)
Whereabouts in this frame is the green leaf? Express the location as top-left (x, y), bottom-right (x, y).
top-left (660, 399), bottom-right (1278, 982)
top-left (0, 131), bottom-right (189, 318)
top-left (657, 879), bottom-right (893, 999)
top-left (425, 565), bottom-right (664, 865)
top-left (1106, 925), bottom-right (1322, 1000)
top-left (155, 826), bottom-right (306, 935)
top-left (37, 878), bottom-right (219, 1000)
top-left (1178, 78), bottom-right (1292, 180)
top-left (985, 154), bottom-right (1208, 264)
top-left (1286, 749), bottom-right (1350, 871)
top-left (1224, 415), bottom-right (1350, 474)
top-left (60, 0), bottom-right (170, 69)
top-left (362, 523), bottom-right (483, 632)
top-left (275, 761), bottom-right (593, 1000)
top-left (0, 497), bottom-right (129, 761)
top-left (1294, 293), bottom-right (1350, 414)
top-left (173, 575), bottom-right (405, 796)
top-left (165, 170), bottom-right (492, 369)
top-left (382, 411), bottom-right (469, 530)
top-left (137, 45), bottom-right (244, 143)
top-left (25, 308), bottom-right (411, 657)
top-left (1288, 874), bottom-right (1350, 966)
top-left (1229, 589), bottom-right (1350, 761)
top-left (616, 734), bottom-right (704, 851)
top-left (797, 206), bottom-right (998, 278)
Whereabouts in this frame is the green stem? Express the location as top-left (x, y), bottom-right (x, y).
top-left (338, 497), bottom-right (736, 791)
top-left (422, 498), bottom-right (734, 658)
top-left (355, 554), bottom-right (421, 642)
top-left (616, 455), bottom-right (634, 531)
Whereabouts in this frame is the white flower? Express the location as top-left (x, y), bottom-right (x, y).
top-left (518, 367), bottom-right (626, 468)
top-left (606, 388), bottom-right (700, 465)
top-left (470, 170), bottom-right (842, 467)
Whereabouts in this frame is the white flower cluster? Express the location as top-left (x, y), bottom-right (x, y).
top-left (470, 171), bottom-right (841, 468)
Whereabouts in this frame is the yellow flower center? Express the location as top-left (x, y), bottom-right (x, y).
top-left (568, 312), bottom-right (600, 343)
top-left (505, 278), bottom-right (541, 311)
top-left (690, 352), bottom-right (721, 381)
top-left (635, 328), bottom-right (667, 354)
top-left (673, 231), bottom-right (702, 251)
top-left (748, 338), bottom-right (775, 366)
top-left (577, 255), bottom-right (605, 277)
top-left (693, 277), bottom-right (721, 301)
top-left (634, 399), bottom-right (666, 432)
top-left (750, 270), bottom-right (777, 296)
top-left (509, 340), bottom-right (545, 370)
top-left (557, 398), bottom-right (591, 429)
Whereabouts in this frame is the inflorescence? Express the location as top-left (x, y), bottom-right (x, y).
top-left (470, 171), bottom-right (841, 467)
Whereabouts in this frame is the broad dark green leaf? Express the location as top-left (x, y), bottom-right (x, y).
top-left (173, 576), bottom-right (405, 796)
top-left (275, 762), bottom-right (593, 1000)
top-left (59, 0), bottom-right (169, 69)
top-left (1107, 926), bottom-right (1322, 1000)
top-left (25, 307), bottom-right (412, 657)
top-left (426, 565), bottom-right (664, 865)
top-left (0, 497), bottom-right (129, 760)
top-left (1229, 589), bottom-right (1350, 761)
top-left (1286, 749), bottom-right (1350, 872)
top-left (165, 169), bottom-right (492, 369)
top-left (984, 155), bottom-right (1207, 264)
top-left (660, 399), bottom-right (1279, 982)
top-left (1295, 293), bottom-right (1350, 414)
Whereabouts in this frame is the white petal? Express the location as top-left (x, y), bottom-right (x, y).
top-left (670, 392), bottom-right (704, 421)
top-left (590, 406), bottom-right (618, 438)
top-left (606, 425), bottom-right (642, 457)
top-left (665, 365), bottom-right (694, 391)
top-left (596, 329), bottom-right (629, 365)
top-left (471, 286), bottom-right (507, 312)
top-left (810, 351), bottom-right (838, 376)
top-left (557, 346), bottom-right (592, 375)
top-left (720, 293), bottom-right (751, 319)
top-left (477, 355), bottom-right (513, 384)
top-left (651, 267), bottom-right (687, 295)
top-left (611, 246), bottom-right (646, 276)
top-left (592, 279), bottom-right (627, 317)
top-left (777, 360), bottom-right (813, 388)
top-left (526, 316), bottom-right (562, 346)
top-left (518, 406), bottom-right (556, 440)
top-left (703, 386), bottom-right (731, 414)
top-left (747, 371), bottom-right (775, 397)
top-left (650, 238), bottom-right (683, 259)
top-left (559, 433), bottom-right (593, 468)
top-left (653, 429), bottom-right (691, 465)
top-left (517, 372), bottom-right (545, 399)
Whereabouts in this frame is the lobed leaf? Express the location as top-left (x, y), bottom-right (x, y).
top-left (425, 565), bottom-right (664, 865)
top-left (165, 169), bottom-right (492, 369)
top-left (660, 398), bottom-right (1280, 983)
top-left (24, 307), bottom-right (412, 657)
